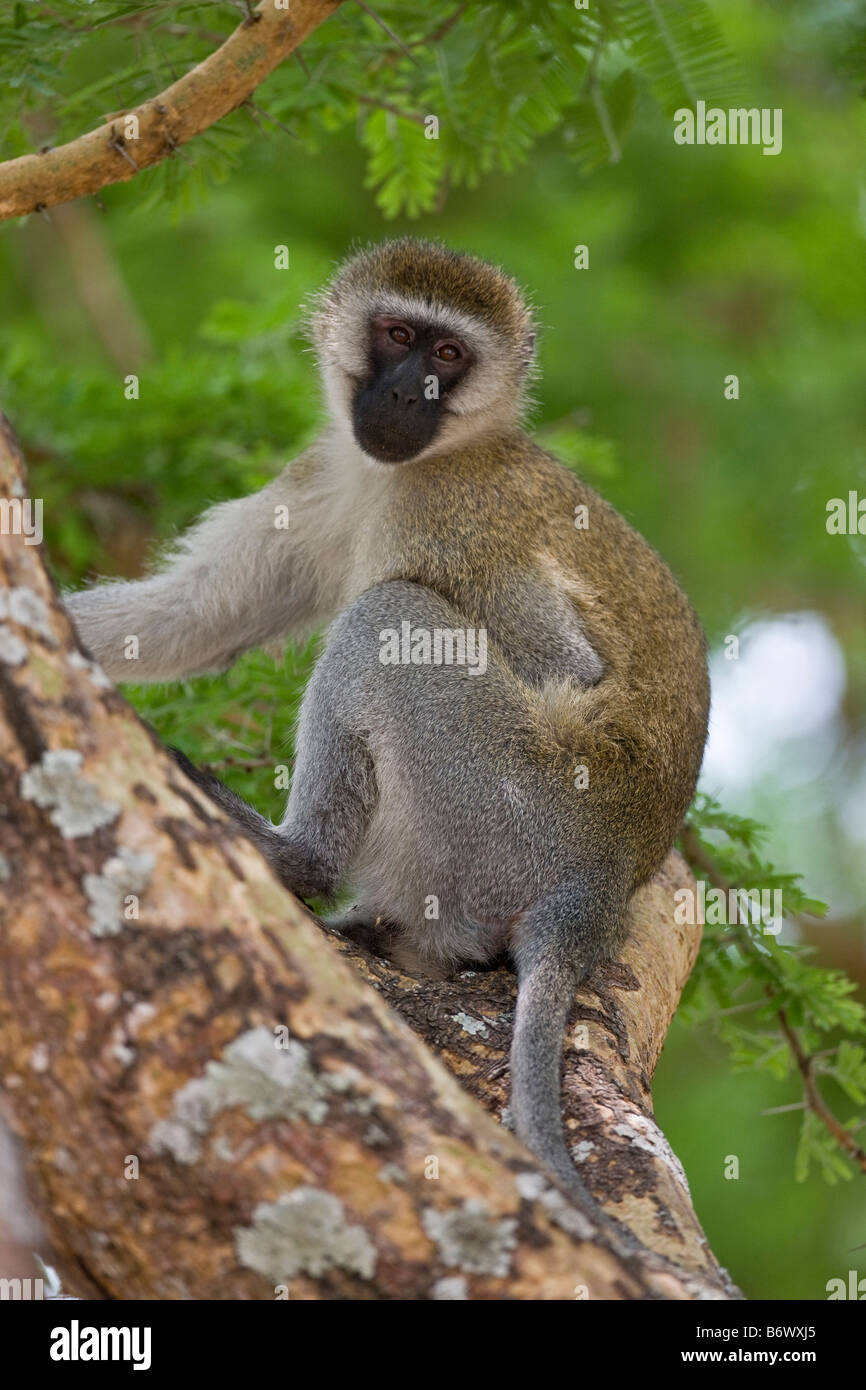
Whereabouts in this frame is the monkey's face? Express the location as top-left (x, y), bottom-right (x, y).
top-left (351, 316), bottom-right (474, 464)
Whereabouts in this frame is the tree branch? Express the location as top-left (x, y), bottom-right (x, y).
top-left (0, 0), bottom-right (341, 222)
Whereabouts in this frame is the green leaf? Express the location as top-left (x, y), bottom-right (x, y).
top-left (825, 1042), bottom-right (866, 1106)
top-left (795, 1111), bottom-right (855, 1185)
top-left (361, 107), bottom-right (443, 218)
top-left (613, 0), bottom-right (741, 115)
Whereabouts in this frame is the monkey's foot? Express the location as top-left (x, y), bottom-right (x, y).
top-left (328, 907), bottom-right (450, 979)
top-left (328, 906), bottom-right (399, 956)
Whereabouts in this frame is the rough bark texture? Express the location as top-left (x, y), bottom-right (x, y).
top-left (0, 415), bottom-right (738, 1300)
top-left (0, 0), bottom-right (340, 221)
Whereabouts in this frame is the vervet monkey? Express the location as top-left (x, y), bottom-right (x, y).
top-left (67, 239), bottom-right (710, 1214)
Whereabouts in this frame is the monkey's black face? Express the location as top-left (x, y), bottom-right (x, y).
top-left (352, 316), bottom-right (473, 463)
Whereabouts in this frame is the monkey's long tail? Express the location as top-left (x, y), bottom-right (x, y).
top-left (509, 883), bottom-right (634, 1240)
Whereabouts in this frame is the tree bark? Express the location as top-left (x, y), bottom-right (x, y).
top-left (0, 414), bottom-right (738, 1300)
top-left (0, 0), bottom-right (340, 222)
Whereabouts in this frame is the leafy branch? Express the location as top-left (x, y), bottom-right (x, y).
top-left (680, 795), bottom-right (866, 1183)
top-left (0, 0), bottom-right (744, 220)
top-left (0, 0), bottom-right (341, 219)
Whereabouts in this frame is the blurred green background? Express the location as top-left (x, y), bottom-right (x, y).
top-left (1, 0), bottom-right (865, 1298)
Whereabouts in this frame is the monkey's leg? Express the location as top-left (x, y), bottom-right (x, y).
top-left (274, 649), bottom-right (380, 900)
top-left (166, 747), bottom-right (338, 900)
top-left (326, 907), bottom-right (402, 955)
top-left (168, 603), bottom-right (382, 903)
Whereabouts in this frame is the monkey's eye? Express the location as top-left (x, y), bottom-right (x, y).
top-left (434, 342), bottom-right (461, 362)
top-left (389, 325), bottom-right (413, 345)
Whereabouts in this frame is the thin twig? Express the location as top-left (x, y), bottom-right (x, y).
top-left (242, 102), bottom-right (268, 135)
top-left (355, 1), bottom-right (417, 64)
top-left (85, 2), bottom-right (179, 33)
top-left (777, 1005), bottom-right (866, 1173)
top-left (94, 15), bottom-right (229, 44)
top-left (715, 999), bottom-right (765, 1017)
top-left (244, 100), bottom-right (299, 140)
top-left (349, 91), bottom-right (427, 126)
top-left (107, 131), bottom-right (140, 171)
top-left (373, 1), bottom-right (467, 70)
top-left (414, 4), bottom-right (468, 49)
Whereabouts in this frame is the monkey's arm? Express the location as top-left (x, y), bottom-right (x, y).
top-left (483, 571), bottom-right (606, 689)
top-left (65, 470), bottom-right (329, 682)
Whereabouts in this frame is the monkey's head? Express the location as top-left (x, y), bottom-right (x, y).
top-left (310, 239), bottom-right (537, 465)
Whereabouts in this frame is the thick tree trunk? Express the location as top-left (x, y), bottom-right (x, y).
top-left (0, 415), bottom-right (738, 1299)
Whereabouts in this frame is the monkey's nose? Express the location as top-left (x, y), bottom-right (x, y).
top-left (391, 388), bottom-right (418, 407)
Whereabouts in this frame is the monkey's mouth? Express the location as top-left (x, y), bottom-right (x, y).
top-left (352, 415), bottom-right (440, 465)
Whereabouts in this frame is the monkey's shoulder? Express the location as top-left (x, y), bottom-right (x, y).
top-left (418, 434), bottom-right (673, 578)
